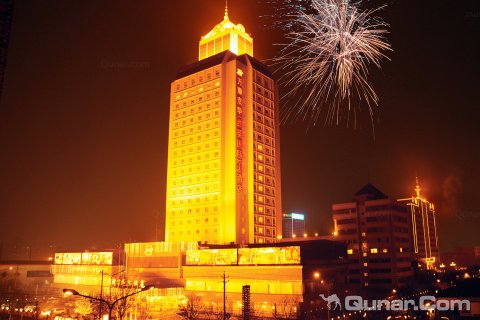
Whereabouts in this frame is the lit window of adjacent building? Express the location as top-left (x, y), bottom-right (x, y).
top-left (347, 249), bottom-right (353, 255)
top-left (370, 248), bottom-right (378, 254)
top-left (382, 248), bottom-right (388, 253)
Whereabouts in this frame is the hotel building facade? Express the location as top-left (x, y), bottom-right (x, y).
top-left (165, 8), bottom-right (282, 245)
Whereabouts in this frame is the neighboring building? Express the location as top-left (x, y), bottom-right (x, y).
top-left (282, 212), bottom-right (305, 238)
top-left (398, 177), bottom-right (440, 270)
top-left (0, 261), bottom-right (53, 297)
top-left (165, 6), bottom-right (282, 245)
top-left (0, 0), bottom-right (13, 103)
top-left (332, 183), bottom-right (414, 289)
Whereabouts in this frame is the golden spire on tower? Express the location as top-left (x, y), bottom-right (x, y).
top-left (224, 0), bottom-right (229, 20)
top-left (415, 176), bottom-right (421, 198)
top-left (198, 1), bottom-right (253, 60)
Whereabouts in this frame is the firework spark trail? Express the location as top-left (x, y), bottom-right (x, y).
top-left (270, 0), bottom-right (392, 129)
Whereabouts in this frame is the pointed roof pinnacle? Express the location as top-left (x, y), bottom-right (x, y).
top-left (224, 1), bottom-right (229, 20)
top-left (415, 175), bottom-right (421, 198)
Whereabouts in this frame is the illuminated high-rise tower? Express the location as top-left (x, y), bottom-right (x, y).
top-left (165, 6), bottom-right (282, 245)
top-left (398, 177), bottom-right (440, 269)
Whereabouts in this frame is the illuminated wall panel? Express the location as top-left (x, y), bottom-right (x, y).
top-left (185, 246), bottom-right (300, 266)
top-left (54, 252), bottom-right (113, 265)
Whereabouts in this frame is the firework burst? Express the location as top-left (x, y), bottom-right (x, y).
top-left (271, 0), bottom-right (392, 128)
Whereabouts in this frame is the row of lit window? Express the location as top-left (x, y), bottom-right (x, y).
top-left (171, 146), bottom-right (220, 163)
top-left (173, 108), bottom-right (221, 123)
top-left (254, 226), bottom-right (276, 237)
top-left (254, 205), bottom-right (276, 216)
top-left (172, 127), bottom-right (219, 145)
top-left (170, 182), bottom-right (220, 197)
top-left (171, 160), bottom-right (220, 176)
top-left (254, 183), bottom-right (275, 196)
top-left (171, 171), bottom-right (220, 187)
top-left (170, 206), bottom-right (220, 217)
top-left (255, 147), bottom-right (275, 163)
top-left (354, 247), bottom-right (408, 257)
top-left (174, 100), bottom-right (221, 118)
top-left (171, 140), bottom-right (221, 159)
top-left (254, 172), bottom-right (276, 187)
top-left (254, 151), bottom-right (276, 164)
top-left (170, 216), bottom-right (220, 227)
top-left (174, 87), bottom-right (221, 104)
top-left (254, 215), bottom-right (276, 226)
top-left (172, 112), bottom-right (221, 130)
top-left (174, 81), bottom-right (220, 102)
top-left (170, 229), bottom-right (219, 238)
top-left (172, 123), bottom-right (221, 143)
top-left (254, 238), bottom-right (276, 244)
top-left (173, 67), bottom-right (221, 93)
top-left (254, 151), bottom-right (275, 166)
top-left (254, 162), bottom-right (275, 178)
top-left (254, 162), bottom-right (275, 176)
top-left (172, 133), bottom-right (220, 149)
top-left (171, 152), bottom-right (220, 168)
top-left (170, 194), bottom-right (220, 207)
top-left (254, 194), bottom-right (276, 206)
top-left (256, 154), bottom-right (275, 167)
top-left (173, 103), bottom-right (220, 121)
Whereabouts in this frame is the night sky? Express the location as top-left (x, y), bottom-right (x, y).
top-left (1, 0), bottom-right (479, 258)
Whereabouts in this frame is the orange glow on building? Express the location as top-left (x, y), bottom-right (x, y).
top-left (198, 4), bottom-right (253, 60)
top-left (398, 177), bottom-right (440, 270)
top-left (51, 251), bottom-right (121, 290)
top-left (165, 8), bottom-right (282, 244)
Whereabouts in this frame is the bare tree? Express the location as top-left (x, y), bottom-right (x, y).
top-left (277, 297), bottom-right (299, 320)
top-left (178, 294), bottom-right (203, 320)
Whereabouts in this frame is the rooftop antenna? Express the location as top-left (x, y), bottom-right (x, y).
top-left (224, 0), bottom-right (229, 20)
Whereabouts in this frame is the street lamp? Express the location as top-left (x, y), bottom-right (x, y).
top-left (63, 285), bottom-right (154, 320)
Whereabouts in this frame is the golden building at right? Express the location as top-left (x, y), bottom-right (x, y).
top-left (398, 177), bottom-right (440, 270)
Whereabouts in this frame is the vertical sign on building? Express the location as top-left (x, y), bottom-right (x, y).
top-left (236, 66), bottom-right (247, 242)
top-left (236, 67), bottom-right (244, 193)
